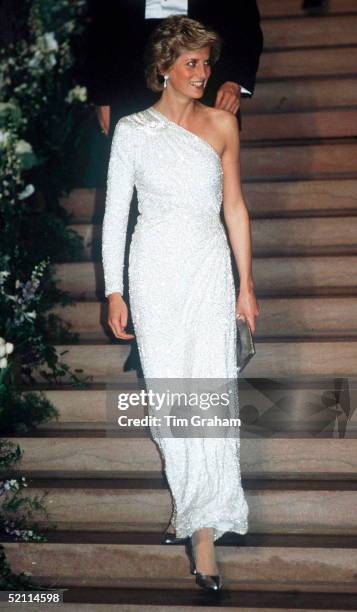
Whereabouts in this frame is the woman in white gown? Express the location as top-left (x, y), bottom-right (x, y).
top-left (102, 15), bottom-right (259, 591)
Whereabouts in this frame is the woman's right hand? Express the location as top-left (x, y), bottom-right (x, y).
top-left (107, 294), bottom-right (135, 340)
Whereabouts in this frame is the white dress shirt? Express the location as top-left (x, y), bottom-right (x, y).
top-left (145, 0), bottom-right (188, 19)
top-left (144, 0), bottom-right (251, 94)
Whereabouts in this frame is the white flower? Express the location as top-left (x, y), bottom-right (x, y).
top-left (15, 139), bottom-right (33, 155)
top-left (0, 357), bottom-right (7, 368)
top-left (48, 53), bottom-right (57, 68)
top-left (19, 184), bottom-right (35, 200)
top-left (0, 101), bottom-right (21, 125)
top-left (66, 85), bottom-right (87, 104)
top-left (4, 479), bottom-right (18, 489)
top-left (25, 311), bottom-right (37, 320)
top-left (28, 52), bottom-right (42, 70)
top-left (0, 129), bottom-right (10, 149)
top-left (0, 271), bottom-right (10, 281)
top-left (0, 102), bottom-right (15, 111)
top-left (64, 20), bottom-right (75, 34)
top-left (42, 32), bottom-right (59, 53)
top-left (5, 342), bottom-right (14, 355)
top-left (0, 337), bottom-right (5, 346)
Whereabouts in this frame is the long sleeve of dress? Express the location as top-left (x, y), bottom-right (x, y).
top-left (102, 118), bottom-right (136, 298)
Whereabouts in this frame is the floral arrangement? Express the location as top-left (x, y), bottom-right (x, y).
top-left (0, 453), bottom-right (50, 590)
top-left (0, 0), bottom-right (92, 387)
top-left (0, 476), bottom-right (48, 543)
top-left (0, 0), bottom-right (93, 588)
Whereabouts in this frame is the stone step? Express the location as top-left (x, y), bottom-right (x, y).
top-left (35, 389), bottom-right (111, 423)
top-left (60, 188), bottom-right (102, 223)
top-left (241, 142), bottom-right (357, 181)
top-left (4, 437), bottom-right (357, 477)
top-left (0, 603), bottom-right (352, 612)
top-left (262, 15), bottom-right (357, 48)
top-left (259, 0), bottom-right (357, 18)
top-left (31, 340), bottom-right (357, 380)
top-left (60, 180), bottom-right (357, 223)
top-left (244, 179), bottom-right (357, 217)
top-left (65, 216), bottom-right (357, 263)
top-left (30, 378), bottom-right (357, 435)
top-left (2, 591), bottom-right (353, 612)
top-left (251, 216), bottom-right (357, 254)
top-left (21, 412), bottom-right (357, 437)
top-left (50, 297), bottom-right (357, 341)
top-left (18, 391), bottom-right (357, 437)
top-left (31, 343), bottom-right (131, 383)
top-left (14, 478), bottom-right (357, 535)
top-left (242, 109), bottom-right (357, 142)
top-left (241, 77), bottom-right (357, 113)
top-left (4, 533), bottom-right (357, 592)
top-left (258, 47), bottom-right (357, 80)
top-left (55, 255), bottom-right (357, 299)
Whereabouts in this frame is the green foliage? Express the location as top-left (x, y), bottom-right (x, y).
top-left (0, 0), bottom-right (90, 384)
top-left (0, 0), bottom-right (93, 588)
top-left (0, 386), bottom-right (59, 435)
top-left (0, 440), bottom-right (22, 470)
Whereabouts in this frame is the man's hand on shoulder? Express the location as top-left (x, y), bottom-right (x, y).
top-left (214, 81), bottom-right (241, 114)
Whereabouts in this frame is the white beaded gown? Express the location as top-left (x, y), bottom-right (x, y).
top-left (102, 106), bottom-right (249, 541)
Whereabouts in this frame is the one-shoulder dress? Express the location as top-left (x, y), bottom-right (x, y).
top-left (102, 106), bottom-right (249, 540)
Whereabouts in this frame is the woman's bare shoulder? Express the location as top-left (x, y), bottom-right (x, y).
top-left (198, 104), bottom-right (238, 133)
top-left (198, 104), bottom-right (239, 154)
top-left (198, 103), bottom-right (235, 120)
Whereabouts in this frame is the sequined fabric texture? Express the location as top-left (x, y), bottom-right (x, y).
top-left (102, 107), bottom-right (249, 540)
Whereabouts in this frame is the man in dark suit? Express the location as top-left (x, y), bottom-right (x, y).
top-left (83, 0), bottom-right (263, 139)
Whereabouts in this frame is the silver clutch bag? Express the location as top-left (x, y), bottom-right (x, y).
top-left (236, 316), bottom-right (256, 373)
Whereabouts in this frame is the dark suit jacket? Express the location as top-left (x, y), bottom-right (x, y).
top-left (81, 0), bottom-right (263, 111)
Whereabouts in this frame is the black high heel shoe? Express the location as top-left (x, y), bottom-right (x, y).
top-left (185, 536), bottom-right (222, 591)
top-left (161, 530), bottom-right (188, 545)
top-left (161, 518), bottom-right (188, 545)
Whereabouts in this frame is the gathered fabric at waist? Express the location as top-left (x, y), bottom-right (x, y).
top-left (134, 209), bottom-right (223, 230)
top-left (130, 210), bottom-right (230, 264)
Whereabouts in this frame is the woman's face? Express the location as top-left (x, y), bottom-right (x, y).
top-left (164, 45), bottom-right (212, 98)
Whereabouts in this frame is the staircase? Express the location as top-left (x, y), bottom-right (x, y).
top-left (2, 1), bottom-right (357, 609)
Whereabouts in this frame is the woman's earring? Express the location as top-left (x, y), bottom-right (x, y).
top-left (163, 74), bottom-right (169, 89)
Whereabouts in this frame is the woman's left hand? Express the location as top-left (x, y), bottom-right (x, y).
top-left (236, 287), bottom-right (260, 334)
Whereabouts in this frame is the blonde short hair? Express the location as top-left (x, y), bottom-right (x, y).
top-left (144, 15), bottom-right (222, 92)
